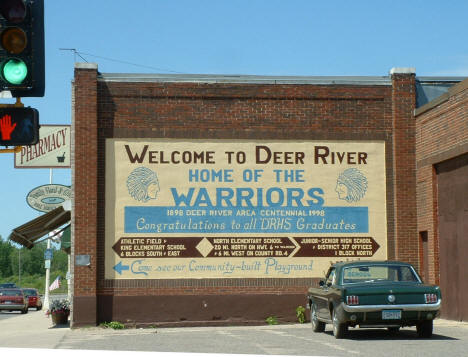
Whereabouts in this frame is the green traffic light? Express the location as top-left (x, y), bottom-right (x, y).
top-left (2, 58), bottom-right (28, 85)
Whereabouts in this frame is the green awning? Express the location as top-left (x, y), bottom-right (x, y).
top-left (8, 206), bottom-right (71, 249)
top-left (60, 225), bottom-right (71, 253)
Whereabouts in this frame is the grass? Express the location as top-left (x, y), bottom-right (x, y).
top-left (100, 321), bottom-right (125, 329)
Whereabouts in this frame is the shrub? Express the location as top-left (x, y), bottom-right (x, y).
top-left (296, 305), bottom-right (306, 323)
top-left (265, 316), bottom-right (278, 325)
top-left (100, 321), bottom-right (125, 329)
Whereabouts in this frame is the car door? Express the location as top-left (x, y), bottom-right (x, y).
top-left (317, 267), bottom-right (336, 319)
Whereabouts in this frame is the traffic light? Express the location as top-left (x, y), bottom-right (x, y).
top-left (0, 0), bottom-right (45, 97)
top-left (0, 107), bottom-right (39, 145)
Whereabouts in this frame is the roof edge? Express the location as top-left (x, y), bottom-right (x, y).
top-left (97, 73), bottom-right (392, 86)
top-left (415, 77), bottom-right (468, 116)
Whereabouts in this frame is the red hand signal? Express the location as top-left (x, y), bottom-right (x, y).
top-left (0, 114), bottom-right (17, 140)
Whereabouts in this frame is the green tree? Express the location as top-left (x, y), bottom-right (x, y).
top-left (2, 238), bottom-right (70, 293)
top-left (9, 242), bottom-right (68, 276)
top-left (21, 242), bottom-right (47, 275)
top-left (51, 248), bottom-right (68, 273)
top-left (0, 237), bottom-right (14, 277)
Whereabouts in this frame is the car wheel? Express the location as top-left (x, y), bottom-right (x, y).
top-left (21, 308), bottom-right (28, 314)
top-left (417, 320), bottom-right (433, 338)
top-left (311, 302), bottom-right (325, 332)
top-left (332, 309), bottom-right (347, 339)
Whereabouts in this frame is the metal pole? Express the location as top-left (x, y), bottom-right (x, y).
top-left (43, 168), bottom-right (53, 310)
top-left (44, 235), bottom-right (51, 309)
top-left (67, 254), bottom-right (71, 301)
top-left (18, 249), bottom-right (21, 287)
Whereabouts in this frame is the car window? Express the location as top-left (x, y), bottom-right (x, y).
top-left (399, 266), bottom-right (420, 282)
top-left (342, 265), bottom-right (421, 284)
top-left (325, 268), bottom-right (336, 286)
top-left (23, 289), bottom-right (36, 296)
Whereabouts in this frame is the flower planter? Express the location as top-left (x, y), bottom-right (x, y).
top-left (48, 299), bottom-right (71, 325)
top-left (52, 311), bottom-right (69, 325)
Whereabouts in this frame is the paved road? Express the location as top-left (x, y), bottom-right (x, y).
top-left (0, 310), bottom-right (22, 321)
top-left (1, 310), bottom-right (468, 356)
top-left (55, 321), bottom-right (468, 356)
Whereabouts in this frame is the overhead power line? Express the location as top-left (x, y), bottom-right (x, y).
top-left (59, 48), bottom-right (183, 74)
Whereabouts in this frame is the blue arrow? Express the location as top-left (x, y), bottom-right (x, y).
top-left (113, 261), bottom-right (129, 275)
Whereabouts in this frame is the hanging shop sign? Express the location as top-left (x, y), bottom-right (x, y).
top-left (14, 125), bottom-right (70, 168)
top-left (105, 139), bottom-right (387, 279)
top-left (26, 184), bottom-right (72, 212)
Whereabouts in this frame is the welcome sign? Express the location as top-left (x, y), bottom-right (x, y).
top-left (105, 139), bottom-right (387, 279)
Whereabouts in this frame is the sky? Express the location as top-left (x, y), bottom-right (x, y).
top-left (0, 0), bottom-right (468, 245)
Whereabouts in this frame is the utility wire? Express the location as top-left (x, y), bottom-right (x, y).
top-left (59, 48), bottom-right (183, 74)
top-left (59, 48), bottom-right (88, 63)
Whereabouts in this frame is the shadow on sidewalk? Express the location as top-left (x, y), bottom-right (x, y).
top-left (49, 321), bottom-right (70, 329)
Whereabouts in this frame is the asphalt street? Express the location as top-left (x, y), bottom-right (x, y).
top-left (1, 309), bottom-right (468, 356)
top-left (57, 321), bottom-right (468, 356)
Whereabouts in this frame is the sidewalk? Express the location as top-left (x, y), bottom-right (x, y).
top-left (0, 310), bottom-right (69, 349)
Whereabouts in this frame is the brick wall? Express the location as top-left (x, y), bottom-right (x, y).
top-left (391, 72), bottom-right (418, 266)
top-left (72, 64), bottom-right (418, 326)
top-left (415, 79), bottom-right (468, 284)
top-left (72, 63), bottom-right (99, 325)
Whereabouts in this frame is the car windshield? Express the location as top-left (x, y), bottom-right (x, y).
top-left (0, 289), bottom-right (23, 296)
top-left (342, 265), bottom-right (421, 284)
top-left (0, 283), bottom-right (16, 288)
top-left (23, 289), bottom-right (36, 296)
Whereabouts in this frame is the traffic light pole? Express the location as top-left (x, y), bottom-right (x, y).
top-left (0, 97), bottom-right (25, 107)
top-left (0, 145), bottom-right (22, 153)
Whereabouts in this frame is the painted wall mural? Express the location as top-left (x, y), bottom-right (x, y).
top-left (105, 139), bottom-right (387, 279)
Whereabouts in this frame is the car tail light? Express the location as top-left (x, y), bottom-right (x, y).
top-left (346, 295), bottom-right (359, 305)
top-left (425, 294), bottom-right (438, 304)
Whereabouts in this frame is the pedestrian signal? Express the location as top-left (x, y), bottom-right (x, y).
top-left (0, 107), bottom-right (39, 146)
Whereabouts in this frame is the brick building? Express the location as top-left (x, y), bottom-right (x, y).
top-left (71, 63), bottom-right (465, 326)
top-left (415, 78), bottom-right (468, 321)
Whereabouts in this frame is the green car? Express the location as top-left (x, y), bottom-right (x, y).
top-left (306, 261), bottom-right (441, 339)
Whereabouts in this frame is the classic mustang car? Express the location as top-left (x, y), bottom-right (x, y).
top-left (307, 261), bottom-right (441, 338)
